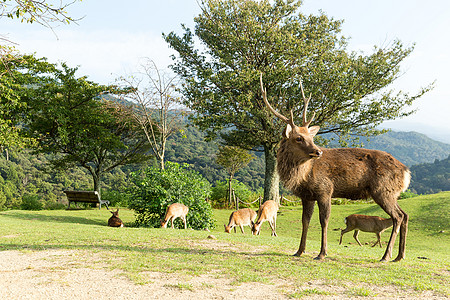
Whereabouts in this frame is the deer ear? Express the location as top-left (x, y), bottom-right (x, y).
top-left (308, 126), bottom-right (320, 137)
top-left (283, 124), bottom-right (293, 138)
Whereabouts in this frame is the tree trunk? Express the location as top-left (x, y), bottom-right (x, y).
top-left (92, 171), bottom-right (102, 195)
top-left (159, 138), bottom-right (166, 170)
top-left (263, 143), bottom-right (280, 204)
top-left (228, 174), bottom-right (233, 207)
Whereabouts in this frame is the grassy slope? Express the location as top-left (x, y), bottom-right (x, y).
top-left (0, 192), bottom-right (448, 297)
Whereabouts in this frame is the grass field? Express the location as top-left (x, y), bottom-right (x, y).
top-left (0, 192), bottom-right (448, 298)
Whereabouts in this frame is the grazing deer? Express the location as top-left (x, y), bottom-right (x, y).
top-left (224, 208), bottom-right (257, 234)
top-left (339, 214), bottom-right (393, 247)
top-left (260, 75), bottom-right (410, 261)
top-left (161, 203), bottom-right (189, 229)
top-left (251, 200), bottom-right (279, 236)
top-left (108, 209), bottom-right (124, 227)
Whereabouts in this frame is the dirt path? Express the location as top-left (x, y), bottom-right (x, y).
top-left (0, 250), bottom-right (292, 299)
top-left (0, 249), bottom-right (445, 299)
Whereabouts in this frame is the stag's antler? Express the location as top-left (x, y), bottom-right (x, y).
top-left (260, 74), bottom-right (295, 127)
top-left (299, 79), bottom-right (315, 127)
top-left (260, 74), bottom-right (315, 128)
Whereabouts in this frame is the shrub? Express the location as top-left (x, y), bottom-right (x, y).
top-left (101, 190), bottom-right (131, 207)
top-left (399, 189), bottom-right (419, 199)
top-left (21, 193), bottom-right (44, 210)
top-left (128, 162), bottom-right (215, 230)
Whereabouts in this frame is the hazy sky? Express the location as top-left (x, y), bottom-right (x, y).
top-left (2, 0), bottom-right (449, 138)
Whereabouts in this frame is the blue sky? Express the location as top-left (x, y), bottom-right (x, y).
top-left (2, 0), bottom-right (450, 141)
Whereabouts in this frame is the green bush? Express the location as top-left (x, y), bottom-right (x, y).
top-left (21, 193), bottom-right (44, 210)
top-left (128, 162), bottom-right (215, 230)
top-left (399, 189), bottom-right (419, 199)
top-left (102, 190), bottom-right (131, 207)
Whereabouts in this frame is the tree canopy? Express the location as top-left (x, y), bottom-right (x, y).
top-left (0, 0), bottom-right (79, 27)
top-left (164, 0), bottom-right (432, 202)
top-left (1, 0), bottom-right (79, 153)
top-left (13, 57), bottom-right (152, 193)
top-left (216, 145), bottom-right (254, 205)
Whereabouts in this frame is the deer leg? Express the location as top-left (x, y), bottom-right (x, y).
top-left (294, 199), bottom-right (314, 256)
top-left (272, 216), bottom-right (278, 236)
top-left (372, 232), bottom-right (382, 247)
top-left (316, 198), bottom-right (331, 260)
top-left (393, 205), bottom-right (408, 262)
top-left (269, 219), bottom-right (277, 237)
top-left (377, 199), bottom-right (403, 262)
top-left (239, 225), bottom-right (245, 234)
top-left (339, 226), bottom-right (352, 245)
top-left (182, 216), bottom-right (187, 229)
top-left (353, 230), bottom-right (362, 246)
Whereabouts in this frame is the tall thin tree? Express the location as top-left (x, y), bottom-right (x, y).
top-left (118, 59), bottom-right (185, 170)
top-left (216, 145), bottom-right (254, 206)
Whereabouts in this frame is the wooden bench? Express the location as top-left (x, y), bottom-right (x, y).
top-left (64, 190), bottom-right (110, 210)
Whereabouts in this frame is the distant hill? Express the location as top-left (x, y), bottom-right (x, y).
top-left (409, 155), bottom-right (450, 194)
top-left (164, 124), bottom-right (449, 192)
top-left (355, 131), bottom-right (450, 167)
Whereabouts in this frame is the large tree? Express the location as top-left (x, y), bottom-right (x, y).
top-left (18, 59), bottom-right (152, 193)
top-left (1, 0), bottom-right (79, 154)
top-left (164, 0), bottom-right (431, 202)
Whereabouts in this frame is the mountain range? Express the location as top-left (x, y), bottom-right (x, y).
top-left (165, 124), bottom-right (450, 193)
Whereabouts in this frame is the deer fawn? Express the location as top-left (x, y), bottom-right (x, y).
top-left (260, 75), bottom-right (410, 261)
top-left (339, 214), bottom-right (393, 247)
top-left (224, 208), bottom-right (257, 234)
top-left (108, 209), bottom-right (124, 227)
top-left (251, 200), bottom-right (279, 236)
top-left (161, 203), bottom-right (189, 229)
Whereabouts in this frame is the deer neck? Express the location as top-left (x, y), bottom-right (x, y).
top-left (277, 140), bottom-right (315, 191)
top-left (383, 218), bottom-right (393, 228)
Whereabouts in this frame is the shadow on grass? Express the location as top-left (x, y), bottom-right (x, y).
top-left (0, 211), bottom-right (105, 226)
top-left (0, 240), bottom-right (288, 259)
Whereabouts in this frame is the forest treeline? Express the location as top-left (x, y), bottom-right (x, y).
top-left (0, 118), bottom-right (448, 210)
top-left (409, 155), bottom-right (450, 194)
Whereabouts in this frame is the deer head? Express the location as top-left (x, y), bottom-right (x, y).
top-left (260, 74), bottom-right (322, 159)
top-left (110, 209), bottom-right (120, 217)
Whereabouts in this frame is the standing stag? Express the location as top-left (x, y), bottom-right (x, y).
top-left (260, 75), bottom-right (410, 262)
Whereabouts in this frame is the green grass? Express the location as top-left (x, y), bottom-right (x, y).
top-left (0, 192), bottom-right (448, 298)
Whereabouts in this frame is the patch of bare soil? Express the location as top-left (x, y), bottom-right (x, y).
top-left (0, 249), bottom-right (446, 299)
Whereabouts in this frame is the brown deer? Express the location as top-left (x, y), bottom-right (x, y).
top-left (224, 208), bottom-right (257, 233)
top-left (161, 203), bottom-right (189, 229)
top-left (251, 200), bottom-right (279, 236)
top-left (339, 214), bottom-right (393, 247)
top-left (108, 209), bottom-right (124, 227)
top-left (260, 75), bottom-right (410, 261)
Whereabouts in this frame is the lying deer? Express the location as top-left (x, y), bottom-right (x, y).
top-left (251, 200), bottom-right (279, 236)
top-left (339, 214), bottom-right (393, 247)
top-left (108, 209), bottom-right (124, 227)
top-left (260, 75), bottom-right (410, 261)
top-left (224, 208), bottom-right (257, 234)
top-left (161, 203), bottom-right (189, 229)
